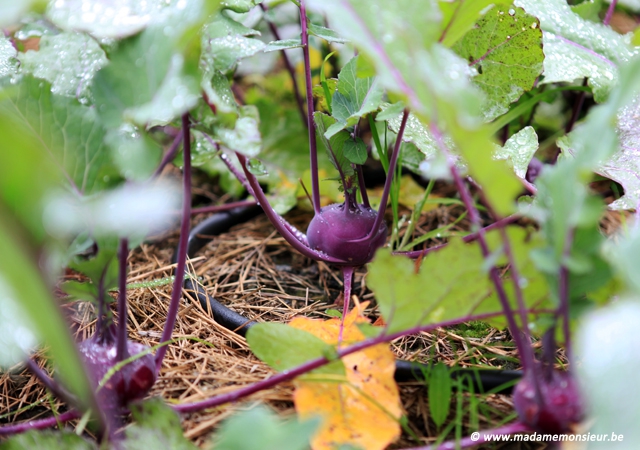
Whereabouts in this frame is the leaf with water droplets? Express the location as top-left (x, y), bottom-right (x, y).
top-left (494, 126), bottom-right (538, 179)
top-left (104, 124), bottom-right (162, 181)
top-left (201, 12), bottom-right (266, 73)
top-left (20, 31), bottom-right (107, 104)
top-left (0, 0), bottom-right (35, 28)
top-left (0, 76), bottom-right (118, 193)
top-left (93, 26), bottom-right (200, 128)
top-left (202, 68), bottom-right (237, 114)
top-left (453, 4), bottom-right (544, 121)
top-left (515, 0), bottom-right (637, 65)
top-left (313, 112), bottom-right (354, 176)
top-left (324, 55), bottom-right (383, 139)
top-left (438, 0), bottom-right (495, 47)
top-left (540, 32), bottom-right (618, 103)
top-left (597, 95), bottom-right (640, 210)
top-left (220, 0), bottom-right (256, 13)
top-left (264, 39), bottom-right (303, 52)
top-left (0, 36), bottom-right (18, 84)
top-left (217, 106), bottom-right (262, 157)
top-left (46, 0), bottom-right (205, 39)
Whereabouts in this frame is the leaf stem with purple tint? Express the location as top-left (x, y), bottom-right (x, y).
top-left (116, 238), bottom-right (129, 362)
top-left (559, 228), bottom-right (575, 363)
top-left (190, 199), bottom-right (257, 216)
top-left (152, 132), bottom-right (183, 178)
top-left (299, 0), bottom-right (321, 214)
top-left (0, 410), bottom-right (81, 436)
top-left (404, 422), bottom-right (532, 450)
top-left (155, 114), bottom-right (192, 372)
top-left (26, 358), bottom-right (75, 406)
top-left (260, 2), bottom-right (307, 126)
top-left (604, 0), bottom-right (618, 26)
top-left (429, 121), bottom-right (536, 374)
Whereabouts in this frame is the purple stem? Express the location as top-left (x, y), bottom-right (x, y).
top-left (191, 200), bottom-right (257, 216)
top-left (299, 0), bottom-right (321, 214)
top-left (94, 266), bottom-right (109, 342)
top-left (260, 2), bottom-right (307, 126)
top-left (565, 78), bottom-right (589, 136)
top-left (116, 238), bottom-right (129, 362)
top-left (429, 122), bottom-right (534, 373)
top-left (338, 266), bottom-right (355, 343)
top-left (398, 215), bottom-right (521, 259)
top-left (0, 410), bottom-right (81, 436)
top-left (355, 165), bottom-right (370, 208)
top-left (155, 114), bottom-right (192, 372)
top-left (235, 152), bottom-right (345, 263)
top-left (26, 359), bottom-right (75, 406)
top-left (351, 109), bottom-right (409, 243)
top-left (604, 0), bottom-right (618, 25)
top-left (173, 309), bottom-right (510, 414)
top-left (404, 422), bottom-right (532, 450)
top-left (559, 228), bottom-right (575, 363)
top-left (152, 132), bottom-right (183, 178)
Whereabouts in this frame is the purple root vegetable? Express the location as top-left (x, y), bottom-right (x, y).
top-left (513, 370), bottom-right (584, 434)
top-left (307, 203), bottom-right (388, 266)
top-left (78, 338), bottom-right (157, 412)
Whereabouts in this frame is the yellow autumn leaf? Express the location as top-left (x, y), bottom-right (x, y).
top-left (289, 303), bottom-right (402, 450)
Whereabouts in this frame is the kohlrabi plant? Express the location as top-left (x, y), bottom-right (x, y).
top-left (1, 0), bottom-right (640, 449)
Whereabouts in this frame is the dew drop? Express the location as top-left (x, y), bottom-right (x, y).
top-left (508, 8), bottom-right (515, 16)
top-left (531, 22), bottom-right (538, 29)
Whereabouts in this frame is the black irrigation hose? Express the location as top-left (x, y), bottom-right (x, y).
top-left (175, 205), bottom-right (522, 394)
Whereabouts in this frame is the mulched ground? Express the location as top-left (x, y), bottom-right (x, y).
top-left (0, 172), bottom-right (629, 449)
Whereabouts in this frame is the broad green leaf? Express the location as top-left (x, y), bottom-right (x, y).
top-left (104, 124), bottom-right (162, 181)
top-left (20, 31), bottom-right (107, 104)
top-left (0, 0), bottom-right (36, 28)
top-left (571, 0), bottom-right (604, 21)
top-left (540, 32), bottom-right (618, 103)
top-left (514, 0), bottom-right (637, 65)
top-left (428, 363), bottom-right (452, 428)
top-left (264, 39), bottom-right (303, 52)
top-left (247, 322), bottom-right (346, 376)
top-left (0, 76), bottom-right (118, 195)
top-left (220, 0), bottom-right (256, 13)
top-left (67, 236), bottom-right (119, 293)
top-left (494, 126), bottom-right (538, 179)
top-left (0, 218), bottom-right (94, 410)
top-left (614, 0), bottom-right (640, 11)
top-left (0, 36), bottom-right (18, 82)
top-left (201, 12), bottom-right (266, 74)
top-left (43, 181), bottom-right (180, 240)
top-left (0, 274), bottom-right (38, 367)
top-left (314, 112), bottom-right (354, 176)
top-left (46, 0), bottom-right (207, 39)
top-left (124, 399), bottom-right (197, 450)
top-left (325, 55), bottom-right (383, 138)
top-left (438, 0), bottom-right (495, 47)
top-left (343, 137), bottom-right (367, 165)
top-left (577, 300), bottom-right (640, 448)
top-left (202, 69), bottom-right (238, 114)
top-left (93, 22), bottom-right (201, 128)
top-left (367, 240), bottom-right (492, 333)
top-left (217, 107), bottom-right (262, 157)
top-left (606, 225), bottom-right (640, 294)
top-left (452, 4), bottom-right (544, 121)
top-left (0, 430), bottom-right (97, 450)
top-left (308, 23), bottom-right (348, 44)
top-left (596, 95), bottom-right (640, 210)
top-left (213, 406), bottom-right (319, 450)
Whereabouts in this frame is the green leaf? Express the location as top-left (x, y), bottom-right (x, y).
top-left (247, 322), bottom-right (346, 376)
top-left (0, 76), bottom-right (118, 195)
top-left (124, 399), bottom-right (197, 450)
top-left (428, 363), bottom-right (452, 428)
top-left (494, 126), bottom-right (538, 179)
top-left (220, 0), bottom-right (256, 13)
top-left (438, 0), bottom-right (495, 47)
top-left (343, 137), bottom-right (367, 165)
top-left (264, 39), bottom-right (303, 52)
top-left (0, 430), bottom-right (97, 450)
top-left (0, 0), bottom-right (36, 28)
top-left (46, 0), bottom-right (207, 39)
top-left (202, 69), bottom-right (238, 114)
top-left (44, 181), bottom-right (181, 240)
top-left (0, 218), bottom-right (94, 410)
top-left (201, 12), bottom-right (266, 73)
top-left (606, 226), bottom-right (640, 294)
top-left (0, 273), bottom-right (38, 367)
top-left (452, 4), bottom-right (544, 121)
top-left (367, 241), bottom-right (492, 333)
top-left (213, 405), bottom-right (319, 450)
top-left (19, 31), bottom-right (107, 104)
top-left (0, 35), bottom-right (18, 82)
top-left (68, 236), bottom-right (119, 292)
top-left (571, 0), bottom-right (604, 21)
top-left (104, 124), bottom-right (162, 181)
top-left (594, 95), bottom-right (640, 210)
top-left (514, 0), bottom-right (636, 65)
top-left (93, 25), bottom-right (200, 128)
top-left (313, 112), bottom-right (354, 176)
top-left (540, 32), bottom-right (618, 103)
top-left (61, 280), bottom-right (99, 303)
top-left (217, 107), bottom-right (262, 157)
top-left (308, 23), bottom-right (348, 44)
top-left (577, 300), bottom-right (640, 448)
top-left (325, 55), bottom-right (383, 138)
